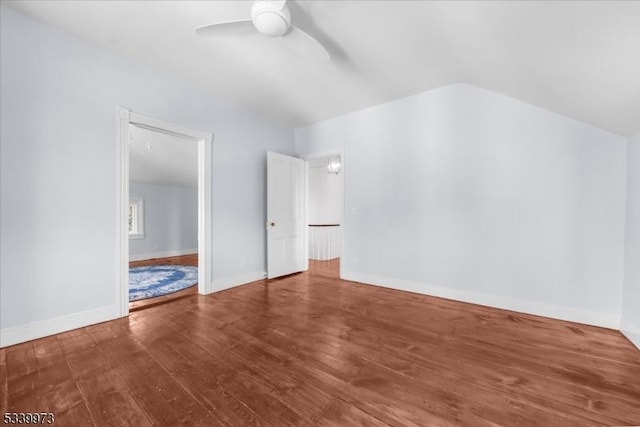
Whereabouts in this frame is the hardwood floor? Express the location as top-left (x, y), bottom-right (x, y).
top-left (2, 261), bottom-right (639, 426)
top-left (129, 254), bottom-right (198, 311)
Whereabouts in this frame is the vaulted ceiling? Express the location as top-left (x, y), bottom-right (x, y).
top-left (6, 1), bottom-right (640, 135)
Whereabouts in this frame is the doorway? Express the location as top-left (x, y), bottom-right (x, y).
top-left (117, 109), bottom-right (212, 316)
top-left (304, 150), bottom-right (344, 278)
top-left (128, 125), bottom-right (199, 310)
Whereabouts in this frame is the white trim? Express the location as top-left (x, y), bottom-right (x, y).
top-left (621, 317), bottom-right (640, 351)
top-left (212, 271), bottom-right (267, 293)
top-left (0, 304), bottom-right (120, 348)
top-left (117, 108), bottom-right (131, 317)
top-left (118, 108), bottom-right (213, 313)
top-left (301, 148), bottom-right (346, 278)
top-left (129, 113), bottom-right (204, 140)
top-left (198, 130), bottom-right (213, 294)
top-left (129, 249), bottom-right (198, 262)
top-left (342, 271), bottom-right (620, 329)
top-left (303, 160), bottom-right (309, 271)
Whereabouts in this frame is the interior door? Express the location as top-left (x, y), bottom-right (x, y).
top-left (267, 151), bottom-right (305, 279)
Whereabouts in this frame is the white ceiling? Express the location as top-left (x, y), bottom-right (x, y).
top-left (6, 1), bottom-right (640, 135)
top-left (129, 125), bottom-right (198, 188)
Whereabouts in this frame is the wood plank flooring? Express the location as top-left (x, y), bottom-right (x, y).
top-left (1, 261), bottom-right (639, 426)
top-left (129, 254), bottom-right (198, 311)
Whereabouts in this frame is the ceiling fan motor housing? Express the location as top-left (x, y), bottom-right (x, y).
top-left (251, 1), bottom-right (291, 37)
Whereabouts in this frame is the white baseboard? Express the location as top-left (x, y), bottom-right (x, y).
top-left (129, 249), bottom-right (197, 262)
top-left (621, 317), bottom-right (640, 351)
top-left (0, 304), bottom-right (121, 348)
top-left (209, 271), bottom-right (267, 294)
top-left (341, 271), bottom-right (620, 330)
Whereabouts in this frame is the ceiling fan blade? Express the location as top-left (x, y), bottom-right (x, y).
top-left (285, 26), bottom-right (330, 61)
top-left (195, 20), bottom-right (254, 37)
top-left (269, 0), bottom-right (288, 11)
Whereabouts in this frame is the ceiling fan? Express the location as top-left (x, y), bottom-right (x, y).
top-left (195, 0), bottom-right (330, 61)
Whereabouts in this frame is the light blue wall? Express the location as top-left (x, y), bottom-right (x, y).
top-left (622, 132), bottom-right (640, 349)
top-left (129, 183), bottom-right (198, 258)
top-left (296, 84), bottom-right (628, 326)
top-left (0, 5), bottom-right (294, 333)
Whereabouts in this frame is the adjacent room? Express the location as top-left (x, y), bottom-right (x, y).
top-left (1, 1), bottom-right (639, 426)
top-left (128, 124), bottom-right (199, 310)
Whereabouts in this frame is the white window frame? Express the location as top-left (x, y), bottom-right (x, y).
top-left (128, 197), bottom-right (145, 239)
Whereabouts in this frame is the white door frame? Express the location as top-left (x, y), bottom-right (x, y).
top-left (117, 108), bottom-right (213, 316)
top-left (302, 148), bottom-right (345, 278)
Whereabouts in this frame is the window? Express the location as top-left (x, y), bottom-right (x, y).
top-left (129, 198), bottom-right (145, 239)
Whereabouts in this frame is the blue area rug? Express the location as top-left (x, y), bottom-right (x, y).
top-left (129, 265), bottom-right (198, 302)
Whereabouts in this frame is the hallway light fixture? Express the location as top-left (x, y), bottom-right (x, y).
top-left (327, 156), bottom-right (341, 174)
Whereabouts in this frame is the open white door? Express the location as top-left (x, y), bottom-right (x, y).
top-left (267, 151), bottom-right (305, 279)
